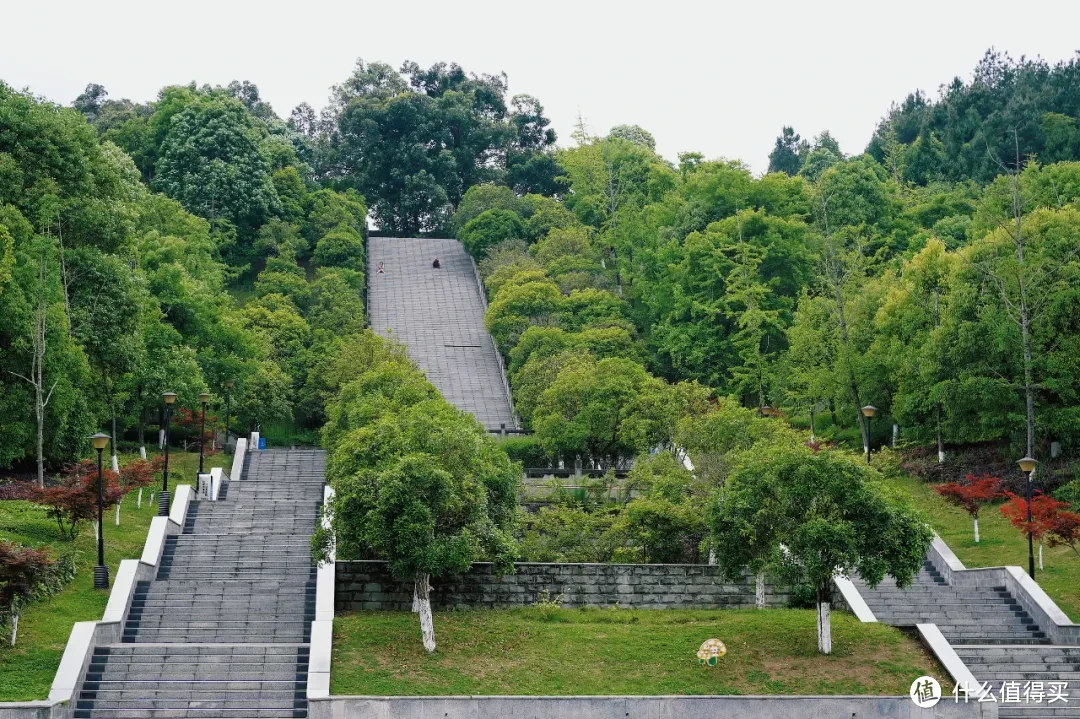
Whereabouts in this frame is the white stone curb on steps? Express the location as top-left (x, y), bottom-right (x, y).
top-left (916, 624), bottom-right (981, 696)
top-left (229, 437), bottom-right (248, 482)
top-left (833, 574), bottom-right (877, 622)
top-left (308, 484), bottom-right (336, 704)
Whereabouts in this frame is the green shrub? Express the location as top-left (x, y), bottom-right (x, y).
top-left (500, 435), bottom-right (549, 467)
top-left (313, 224), bottom-right (365, 271)
top-left (460, 209), bottom-right (524, 259)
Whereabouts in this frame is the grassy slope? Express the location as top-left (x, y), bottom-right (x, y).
top-left (331, 607), bottom-right (947, 696)
top-left (884, 469), bottom-right (1080, 620)
top-left (790, 411), bottom-right (1080, 620)
top-left (0, 451), bottom-right (226, 702)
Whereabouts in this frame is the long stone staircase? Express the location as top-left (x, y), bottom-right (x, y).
top-left (367, 236), bottom-right (516, 431)
top-left (852, 558), bottom-right (1080, 718)
top-left (74, 449), bottom-right (325, 718)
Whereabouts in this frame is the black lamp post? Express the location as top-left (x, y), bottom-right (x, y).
top-left (159, 392), bottom-right (177, 516)
top-left (198, 392), bottom-right (210, 474)
top-left (861, 405), bottom-right (878, 464)
top-left (1018, 456), bottom-right (1039, 579)
top-left (223, 379), bottom-right (234, 452)
top-left (91, 433), bottom-right (111, 589)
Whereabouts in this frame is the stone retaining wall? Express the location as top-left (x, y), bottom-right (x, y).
top-left (335, 561), bottom-right (791, 611)
top-left (308, 695), bottom-right (994, 719)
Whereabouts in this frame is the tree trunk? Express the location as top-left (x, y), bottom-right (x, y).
top-left (708, 548), bottom-right (716, 566)
top-left (828, 399), bottom-right (838, 428)
top-left (934, 287), bottom-right (945, 465)
top-left (35, 390), bottom-right (44, 488)
top-left (755, 570), bottom-right (766, 609)
top-left (108, 376), bottom-right (119, 472)
top-left (816, 588), bottom-right (832, 655)
top-left (10, 613), bottom-right (17, 647)
top-left (137, 487), bottom-right (143, 509)
top-left (115, 500), bottom-right (121, 526)
top-left (809, 404), bottom-right (816, 443)
top-left (973, 517), bottom-right (980, 543)
top-left (138, 388), bottom-right (146, 460)
top-left (892, 423), bottom-right (898, 448)
top-left (1040, 542), bottom-right (1044, 570)
top-left (415, 573), bottom-right (436, 654)
top-left (936, 403), bottom-right (945, 464)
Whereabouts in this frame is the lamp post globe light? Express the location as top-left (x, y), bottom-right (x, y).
top-left (198, 392), bottom-right (210, 475)
top-left (861, 405), bottom-right (878, 464)
top-left (159, 392), bottom-right (177, 516)
top-left (223, 379), bottom-right (235, 451)
top-left (90, 433), bottom-right (111, 589)
top-left (1018, 456), bottom-right (1039, 579)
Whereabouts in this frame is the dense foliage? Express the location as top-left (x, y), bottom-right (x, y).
top-left (314, 330), bottom-right (518, 651)
top-left (0, 78), bottom-right (371, 475)
top-left (6, 49), bottom-right (1079, 481)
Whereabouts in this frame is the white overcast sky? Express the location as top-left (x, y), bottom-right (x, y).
top-left (2, 0), bottom-right (1078, 174)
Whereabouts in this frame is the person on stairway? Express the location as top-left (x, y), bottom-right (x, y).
top-left (432, 257), bottom-right (441, 268)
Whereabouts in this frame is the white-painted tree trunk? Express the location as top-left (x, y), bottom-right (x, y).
top-left (973, 518), bottom-right (980, 543)
top-left (817, 600), bottom-right (832, 654)
top-left (755, 570), bottom-right (766, 609)
top-left (111, 454), bottom-right (119, 472)
top-left (158, 429), bottom-right (165, 449)
top-left (10, 613), bottom-right (17, 646)
top-left (892, 423), bottom-right (898, 448)
top-left (415, 574), bottom-right (436, 654)
top-left (139, 446), bottom-right (147, 460)
top-left (93, 520), bottom-right (99, 542)
top-left (115, 501), bottom-right (121, 526)
top-left (938, 450), bottom-right (946, 464)
top-left (412, 584), bottom-right (420, 613)
top-left (708, 549), bottom-right (716, 566)
top-left (1040, 542), bottom-right (1044, 570)
top-left (137, 487), bottom-right (143, 509)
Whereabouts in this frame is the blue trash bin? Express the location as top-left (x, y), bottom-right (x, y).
top-left (258, 437), bottom-right (267, 450)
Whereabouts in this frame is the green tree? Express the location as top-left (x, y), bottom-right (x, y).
top-left (767, 126), bottom-right (807, 175)
top-left (712, 440), bottom-right (932, 653)
top-left (313, 224), bottom-right (366, 271)
top-left (152, 94), bottom-right (281, 247)
top-left (317, 342), bottom-right (517, 653)
top-left (459, 209), bottom-right (524, 260)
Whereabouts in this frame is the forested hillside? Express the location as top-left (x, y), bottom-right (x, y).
top-left (2, 49), bottom-right (1079, 480)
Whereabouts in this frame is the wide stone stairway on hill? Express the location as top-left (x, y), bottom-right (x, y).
top-left (74, 449), bottom-right (325, 718)
top-left (367, 236), bottom-right (516, 431)
top-left (853, 558), bottom-right (1080, 718)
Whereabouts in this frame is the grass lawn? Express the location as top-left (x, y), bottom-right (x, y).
top-left (883, 469), bottom-right (1080, 621)
top-left (0, 450), bottom-right (228, 702)
top-left (331, 607), bottom-right (947, 696)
